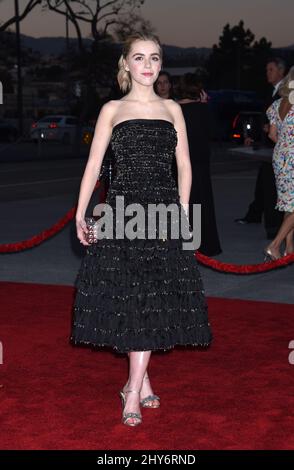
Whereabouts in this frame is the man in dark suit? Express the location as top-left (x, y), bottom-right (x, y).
top-left (235, 57), bottom-right (287, 239)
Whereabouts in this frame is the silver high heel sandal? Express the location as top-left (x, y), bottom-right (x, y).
top-left (140, 376), bottom-right (160, 409)
top-left (263, 248), bottom-right (280, 262)
top-left (119, 389), bottom-right (142, 427)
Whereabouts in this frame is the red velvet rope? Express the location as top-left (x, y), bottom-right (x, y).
top-left (0, 181), bottom-right (101, 254)
top-left (0, 206), bottom-right (76, 253)
top-left (1, 180), bottom-right (293, 274)
top-left (195, 251), bottom-right (294, 274)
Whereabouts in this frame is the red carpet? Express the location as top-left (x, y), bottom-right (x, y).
top-left (0, 281), bottom-right (293, 450)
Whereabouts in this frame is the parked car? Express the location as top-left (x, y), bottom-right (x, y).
top-left (230, 111), bottom-right (264, 144)
top-left (207, 90), bottom-right (264, 141)
top-left (0, 118), bottom-right (19, 142)
top-left (30, 115), bottom-right (82, 145)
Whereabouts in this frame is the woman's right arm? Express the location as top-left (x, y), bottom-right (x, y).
top-left (76, 101), bottom-right (115, 245)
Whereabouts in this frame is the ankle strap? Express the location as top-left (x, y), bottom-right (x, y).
top-left (125, 389), bottom-right (140, 394)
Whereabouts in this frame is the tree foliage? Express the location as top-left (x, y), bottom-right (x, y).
top-left (207, 20), bottom-right (272, 92)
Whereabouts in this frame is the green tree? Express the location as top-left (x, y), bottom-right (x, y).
top-left (207, 20), bottom-right (272, 90)
top-left (250, 37), bottom-right (273, 94)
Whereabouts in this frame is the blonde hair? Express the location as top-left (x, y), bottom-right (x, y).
top-left (117, 32), bottom-right (162, 94)
top-left (278, 66), bottom-right (294, 98)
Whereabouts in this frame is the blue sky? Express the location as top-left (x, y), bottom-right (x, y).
top-left (1, 0), bottom-right (293, 48)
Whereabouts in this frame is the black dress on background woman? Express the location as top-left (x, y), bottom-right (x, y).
top-left (179, 102), bottom-right (222, 256)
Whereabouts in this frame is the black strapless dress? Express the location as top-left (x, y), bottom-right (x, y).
top-left (71, 119), bottom-right (212, 353)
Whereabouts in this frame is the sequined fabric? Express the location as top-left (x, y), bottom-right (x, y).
top-left (71, 119), bottom-right (212, 353)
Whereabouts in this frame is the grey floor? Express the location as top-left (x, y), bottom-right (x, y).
top-left (0, 142), bottom-right (293, 305)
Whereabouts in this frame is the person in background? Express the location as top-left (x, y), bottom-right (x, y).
top-left (264, 66), bottom-right (294, 260)
top-left (177, 73), bottom-right (222, 256)
top-left (235, 58), bottom-right (287, 239)
top-left (154, 71), bottom-right (179, 182)
top-left (154, 70), bottom-right (174, 99)
top-left (154, 71), bottom-right (218, 255)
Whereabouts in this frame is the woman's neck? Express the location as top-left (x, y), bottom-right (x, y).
top-left (124, 84), bottom-right (160, 103)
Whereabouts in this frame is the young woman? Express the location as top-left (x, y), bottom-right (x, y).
top-left (264, 66), bottom-right (294, 260)
top-left (71, 32), bottom-right (212, 427)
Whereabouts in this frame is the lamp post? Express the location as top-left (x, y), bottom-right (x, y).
top-left (15, 0), bottom-right (23, 136)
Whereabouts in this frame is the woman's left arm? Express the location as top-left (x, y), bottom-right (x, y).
top-left (268, 124), bottom-right (278, 143)
top-left (266, 102), bottom-right (278, 143)
top-left (169, 101), bottom-right (192, 211)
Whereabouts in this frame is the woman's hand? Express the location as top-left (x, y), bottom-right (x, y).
top-left (180, 202), bottom-right (189, 218)
top-left (199, 90), bottom-right (209, 103)
top-left (76, 216), bottom-right (90, 246)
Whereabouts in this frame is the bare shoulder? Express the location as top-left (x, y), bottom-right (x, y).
top-left (164, 99), bottom-right (183, 120)
top-left (95, 100), bottom-right (122, 129)
top-left (100, 99), bottom-right (120, 116)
